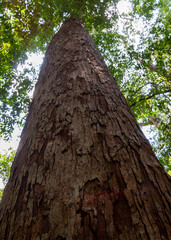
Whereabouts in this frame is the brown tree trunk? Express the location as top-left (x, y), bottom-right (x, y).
top-left (0, 17), bottom-right (170, 240)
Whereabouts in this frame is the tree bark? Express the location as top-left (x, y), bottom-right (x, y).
top-left (0, 17), bottom-right (170, 240)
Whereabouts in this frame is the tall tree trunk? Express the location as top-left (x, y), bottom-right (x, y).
top-left (0, 17), bottom-right (170, 240)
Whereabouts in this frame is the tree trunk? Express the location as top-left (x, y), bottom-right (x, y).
top-left (0, 17), bottom-right (170, 240)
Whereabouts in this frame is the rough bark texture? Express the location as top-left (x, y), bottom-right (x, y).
top-left (0, 18), bottom-right (171, 240)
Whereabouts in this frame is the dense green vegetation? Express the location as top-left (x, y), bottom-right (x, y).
top-left (0, 148), bottom-right (15, 200)
top-left (0, 0), bottom-right (170, 187)
top-left (0, 148), bottom-right (15, 184)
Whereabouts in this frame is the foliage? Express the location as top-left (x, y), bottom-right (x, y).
top-left (0, 188), bottom-right (3, 202)
top-left (0, 148), bottom-right (16, 201)
top-left (0, 0), bottom-right (170, 173)
top-left (121, 0), bottom-right (171, 170)
top-left (0, 148), bottom-right (15, 185)
top-left (0, 67), bottom-right (37, 139)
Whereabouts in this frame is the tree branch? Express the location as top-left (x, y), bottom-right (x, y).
top-left (116, 7), bottom-right (134, 21)
top-left (133, 55), bottom-right (171, 82)
top-left (139, 116), bottom-right (162, 127)
top-left (130, 89), bottom-right (171, 108)
top-left (129, 83), bottom-right (151, 98)
top-left (148, 116), bottom-right (161, 128)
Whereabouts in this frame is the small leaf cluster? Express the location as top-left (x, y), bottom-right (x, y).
top-left (0, 148), bottom-right (15, 185)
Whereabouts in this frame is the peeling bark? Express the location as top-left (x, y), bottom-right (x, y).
top-left (0, 17), bottom-right (170, 240)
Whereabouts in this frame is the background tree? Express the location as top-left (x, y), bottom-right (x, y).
top-left (0, 1), bottom-right (170, 177)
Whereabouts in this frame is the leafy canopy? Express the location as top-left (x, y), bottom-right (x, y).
top-left (0, 0), bottom-right (170, 174)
